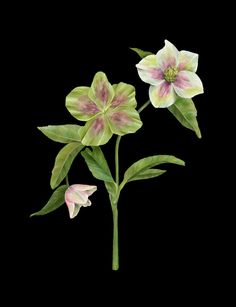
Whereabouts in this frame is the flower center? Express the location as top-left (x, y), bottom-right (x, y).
top-left (164, 66), bottom-right (178, 83)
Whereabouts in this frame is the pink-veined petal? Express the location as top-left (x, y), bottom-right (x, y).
top-left (136, 54), bottom-right (163, 85)
top-left (66, 86), bottom-right (101, 121)
top-left (107, 106), bottom-right (142, 135)
top-left (156, 40), bottom-right (179, 71)
top-left (88, 72), bottom-right (114, 110)
top-left (65, 185), bottom-right (88, 205)
top-left (173, 71), bottom-right (204, 98)
top-left (149, 82), bottom-right (176, 108)
top-left (178, 50), bottom-right (199, 72)
top-left (111, 82), bottom-right (137, 109)
top-left (78, 115), bottom-right (112, 146)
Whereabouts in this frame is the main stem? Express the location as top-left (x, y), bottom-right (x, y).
top-left (111, 100), bottom-right (151, 270)
top-left (112, 205), bottom-right (119, 270)
top-left (112, 135), bottom-right (122, 270)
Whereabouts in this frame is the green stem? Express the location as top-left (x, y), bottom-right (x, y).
top-left (111, 100), bottom-right (151, 270)
top-left (138, 100), bottom-right (151, 113)
top-left (115, 135), bottom-right (122, 185)
top-left (112, 205), bottom-right (119, 270)
top-left (66, 175), bottom-right (69, 186)
top-left (111, 135), bottom-right (122, 271)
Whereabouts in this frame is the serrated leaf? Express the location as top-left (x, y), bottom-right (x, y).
top-left (129, 169), bottom-right (166, 182)
top-left (81, 147), bottom-right (114, 182)
top-left (30, 185), bottom-right (67, 217)
top-left (130, 47), bottom-right (153, 59)
top-left (168, 98), bottom-right (201, 138)
top-left (50, 143), bottom-right (84, 189)
top-left (38, 125), bottom-right (82, 143)
top-left (121, 155), bottom-right (185, 188)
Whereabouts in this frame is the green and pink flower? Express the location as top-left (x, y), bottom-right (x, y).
top-left (136, 40), bottom-right (204, 108)
top-left (66, 72), bottom-right (142, 146)
top-left (65, 184), bottom-right (97, 219)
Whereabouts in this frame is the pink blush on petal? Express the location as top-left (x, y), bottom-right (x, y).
top-left (96, 82), bottom-right (109, 103)
top-left (111, 95), bottom-right (126, 108)
top-left (178, 62), bottom-right (186, 71)
top-left (162, 57), bottom-right (177, 70)
top-left (159, 82), bottom-right (171, 97)
top-left (111, 112), bottom-right (130, 127)
top-left (92, 117), bottom-right (104, 134)
top-left (174, 74), bottom-right (190, 89)
top-left (78, 98), bottom-right (99, 114)
top-left (151, 68), bottom-right (164, 80)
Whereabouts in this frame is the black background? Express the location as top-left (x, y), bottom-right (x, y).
top-left (3, 1), bottom-right (229, 298)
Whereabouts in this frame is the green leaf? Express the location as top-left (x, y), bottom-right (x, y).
top-left (130, 47), bottom-right (153, 59)
top-left (81, 146), bottom-right (117, 205)
top-left (168, 98), bottom-right (201, 138)
top-left (38, 125), bottom-right (82, 143)
top-left (30, 185), bottom-right (67, 217)
top-left (105, 181), bottom-right (118, 206)
top-left (81, 147), bottom-right (114, 182)
top-left (129, 169), bottom-right (167, 182)
top-left (50, 143), bottom-right (84, 189)
top-left (121, 155), bottom-right (185, 188)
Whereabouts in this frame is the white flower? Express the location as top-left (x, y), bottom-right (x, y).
top-left (136, 40), bottom-right (204, 108)
top-left (65, 184), bottom-right (97, 218)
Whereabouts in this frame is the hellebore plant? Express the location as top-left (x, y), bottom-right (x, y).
top-left (31, 40), bottom-right (204, 270)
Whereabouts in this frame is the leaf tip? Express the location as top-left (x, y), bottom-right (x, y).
top-left (178, 159), bottom-right (185, 166)
top-left (50, 182), bottom-right (56, 190)
top-left (196, 130), bottom-right (202, 139)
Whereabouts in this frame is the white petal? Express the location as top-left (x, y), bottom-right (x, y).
top-left (149, 82), bottom-right (176, 108)
top-left (136, 55), bottom-right (163, 85)
top-left (71, 184), bottom-right (97, 196)
top-left (173, 71), bottom-right (204, 98)
top-left (82, 199), bottom-right (92, 207)
top-left (156, 40), bottom-right (179, 71)
top-left (66, 201), bottom-right (81, 219)
top-left (178, 50), bottom-right (198, 72)
top-left (70, 203), bottom-right (81, 219)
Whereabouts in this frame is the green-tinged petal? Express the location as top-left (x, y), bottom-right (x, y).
top-left (79, 115), bottom-right (113, 146)
top-left (88, 72), bottom-right (114, 110)
top-left (173, 71), bottom-right (204, 98)
top-left (66, 86), bottom-right (101, 121)
top-left (111, 82), bottom-right (137, 109)
top-left (178, 50), bottom-right (198, 72)
top-left (107, 106), bottom-right (142, 136)
top-left (156, 40), bottom-right (179, 70)
top-left (149, 82), bottom-right (176, 108)
top-left (136, 55), bottom-right (163, 85)
top-left (136, 54), bottom-right (157, 69)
